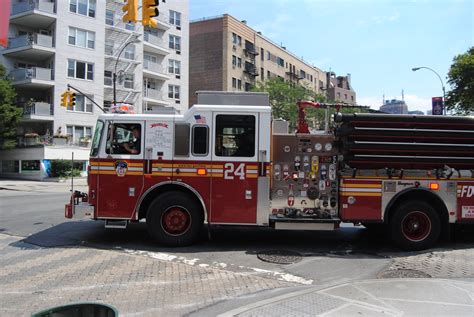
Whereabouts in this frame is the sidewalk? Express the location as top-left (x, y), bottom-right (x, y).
top-left (0, 233), bottom-right (292, 317)
top-left (0, 178), bottom-right (87, 192)
top-left (2, 231), bottom-right (472, 317)
top-left (218, 278), bottom-right (474, 316)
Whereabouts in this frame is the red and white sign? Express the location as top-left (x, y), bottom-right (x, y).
top-left (461, 206), bottom-right (474, 218)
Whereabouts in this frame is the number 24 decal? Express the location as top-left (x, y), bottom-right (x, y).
top-left (224, 163), bottom-right (245, 180)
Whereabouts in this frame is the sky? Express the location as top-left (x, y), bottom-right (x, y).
top-left (190, 0), bottom-right (473, 113)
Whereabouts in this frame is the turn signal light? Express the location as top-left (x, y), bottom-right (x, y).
top-left (197, 168), bottom-right (207, 175)
top-left (429, 183), bottom-right (439, 190)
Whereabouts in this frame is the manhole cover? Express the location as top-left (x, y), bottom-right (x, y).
top-left (377, 269), bottom-right (431, 279)
top-left (257, 250), bottom-right (303, 264)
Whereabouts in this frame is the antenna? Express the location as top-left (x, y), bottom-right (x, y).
top-left (383, 93), bottom-right (385, 105)
top-left (402, 89), bottom-right (404, 101)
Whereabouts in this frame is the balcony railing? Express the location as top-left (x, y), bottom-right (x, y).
top-left (23, 102), bottom-right (53, 116)
top-left (9, 67), bottom-right (53, 82)
top-left (11, 0), bottom-right (55, 15)
top-left (7, 33), bottom-right (54, 49)
top-left (143, 32), bottom-right (167, 48)
top-left (144, 89), bottom-right (163, 100)
top-left (143, 60), bottom-right (165, 74)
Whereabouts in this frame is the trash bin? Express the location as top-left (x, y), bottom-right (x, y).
top-left (32, 302), bottom-right (118, 317)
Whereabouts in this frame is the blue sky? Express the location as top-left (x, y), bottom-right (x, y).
top-left (190, 0), bottom-right (473, 112)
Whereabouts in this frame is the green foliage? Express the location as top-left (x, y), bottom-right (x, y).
top-left (0, 63), bottom-right (22, 150)
top-left (446, 47), bottom-right (474, 115)
top-left (50, 160), bottom-right (82, 178)
top-left (252, 77), bottom-right (326, 129)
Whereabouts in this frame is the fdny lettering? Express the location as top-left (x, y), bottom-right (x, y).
top-left (150, 123), bottom-right (169, 128)
top-left (460, 186), bottom-right (474, 197)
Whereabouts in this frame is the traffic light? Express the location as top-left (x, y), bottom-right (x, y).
top-left (122, 0), bottom-right (138, 23)
top-left (60, 91), bottom-right (70, 107)
top-left (70, 93), bottom-right (77, 108)
top-left (142, 0), bottom-right (159, 28)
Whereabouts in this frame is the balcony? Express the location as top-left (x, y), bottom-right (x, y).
top-left (106, 17), bottom-right (140, 34)
top-left (286, 71), bottom-right (303, 80)
top-left (244, 64), bottom-right (258, 77)
top-left (143, 89), bottom-right (168, 106)
top-left (22, 102), bottom-right (54, 121)
top-left (9, 67), bottom-right (54, 88)
top-left (143, 60), bottom-right (170, 81)
top-left (155, 13), bottom-right (171, 31)
top-left (3, 33), bottom-right (55, 61)
top-left (10, 0), bottom-right (56, 29)
top-left (244, 43), bottom-right (259, 56)
top-left (143, 32), bottom-right (169, 55)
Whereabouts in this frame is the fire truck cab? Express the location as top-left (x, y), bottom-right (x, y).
top-left (66, 92), bottom-right (474, 250)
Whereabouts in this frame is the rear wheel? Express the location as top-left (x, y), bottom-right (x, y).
top-left (390, 200), bottom-right (441, 251)
top-left (146, 192), bottom-right (203, 246)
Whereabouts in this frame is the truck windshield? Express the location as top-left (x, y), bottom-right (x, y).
top-left (90, 120), bottom-right (104, 157)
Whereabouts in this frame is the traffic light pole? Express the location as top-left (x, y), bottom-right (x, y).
top-left (67, 84), bottom-right (106, 113)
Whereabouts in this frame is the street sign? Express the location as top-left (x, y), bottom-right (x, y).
top-left (432, 97), bottom-right (444, 115)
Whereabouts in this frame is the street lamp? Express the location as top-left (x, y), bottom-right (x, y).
top-left (412, 66), bottom-right (446, 115)
top-left (113, 36), bottom-right (141, 106)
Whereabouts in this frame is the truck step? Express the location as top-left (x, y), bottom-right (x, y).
top-left (104, 219), bottom-right (128, 229)
top-left (269, 215), bottom-right (340, 231)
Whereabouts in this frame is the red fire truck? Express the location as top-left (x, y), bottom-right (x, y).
top-left (66, 92), bottom-right (474, 250)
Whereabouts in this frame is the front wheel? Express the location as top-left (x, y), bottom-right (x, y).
top-left (390, 200), bottom-right (441, 251)
top-left (146, 192), bottom-right (203, 246)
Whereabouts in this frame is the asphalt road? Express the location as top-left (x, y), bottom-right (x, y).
top-left (1, 185), bottom-right (473, 287)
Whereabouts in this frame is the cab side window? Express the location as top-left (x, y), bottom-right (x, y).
top-left (106, 123), bottom-right (142, 155)
top-left (215, 115), bottom-right (255, 157)
top-left (192, 125), bottom-right (209, 156)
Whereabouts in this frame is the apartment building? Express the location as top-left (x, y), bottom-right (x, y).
top-left (326, 72), bottom-right (356, 105)
top-left (189, 14), bottom-right (329, 106)
top-left (0, 0), bottom-right (188, 180)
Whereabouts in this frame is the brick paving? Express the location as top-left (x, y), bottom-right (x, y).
top-left (0, 234), bottom-right (292, 317)
top-left (387, 249), bottom-right (474, 278)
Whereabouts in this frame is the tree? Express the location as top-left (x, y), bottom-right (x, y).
top-left (445, 47), bottom-right (474, 115)
top-left (252, 77), bottom-right (326, 130)
top-left (0, 63), bottom-right (21, 150)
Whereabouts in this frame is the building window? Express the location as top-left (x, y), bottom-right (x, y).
top-left (260, 68), bottom-right (264, 81)
top-left (231, 33), bottom-right (242, 46)
top-left (260, 48), bottom-right (264, 61)
top-left (169, 10), bottom-right (181, 26)
top-left (104, 71), bottom-right (112, 86)
top-left (169, 35), bottom-right (181, 51)
top-left (168, 59), bottom-right (181, 74)
top-left (267, 70), bottom-right (270, 78)
top-left (344, 94), bottom-right (348, 100)
top-left (124, 74), bottom-right (134, 89)
top-left (67, 125), bottom-right (93, 143)
top-left (267, 51), bottom-right (270, 60)
top-left (168, 84), bottom-right (180, 99)
top-left (21, 160), bottom-right (40, 172)
top-left (237, 79), bottom-right (242, 90)
top-left (277, 57), bottom-right (284, 67)
top-left (232, 77), bottom-right (237, 88)
top-left (67, 59), bottom-right (94, 80)
top-left (105, 10), bottom-right (114, 25)
top-left (232, 55), bottom-right (237, 67)
top-left (237, 57), bottom-right (242, 68)
top-left (68, 27), bottom-right (95, 49)
top-left (215, 115), bottom-right (255, 157)
top-left (337, 92), bottom-right (341, 98)
top-left (351, 95), bottom-right (354, 101)
top-left (67, 94), bottom-right (93, 113)
top-left (124, 45), bottom-right (135, 60)
top-left (69, 0), bottom-right (96, 18)
top-left (1, 160), bottom-right (19, 173)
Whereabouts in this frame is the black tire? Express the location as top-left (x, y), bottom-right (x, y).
top-left (390, 200), bottom-right (441, 251)
top-left (146, 191), bottom-right (203, 246)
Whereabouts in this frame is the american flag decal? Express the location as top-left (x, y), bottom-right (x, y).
top-left (194, 115), bottom-right (206, 124)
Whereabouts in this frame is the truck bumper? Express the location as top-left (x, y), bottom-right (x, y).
top-left (65, 191), bottom-right (94, 219)
top-left (65, 202), bottom-right (94, 219)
